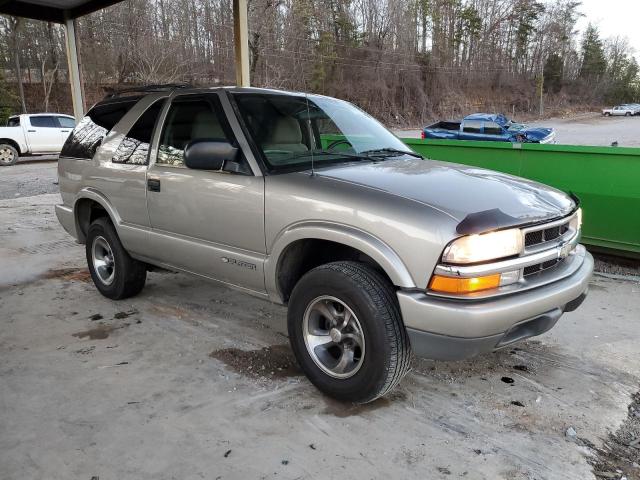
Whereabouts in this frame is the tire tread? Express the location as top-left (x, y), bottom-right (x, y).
top-left (86, 217), bottom-right (146, 300)
top-left (302, 261), bottom-right (411, 402)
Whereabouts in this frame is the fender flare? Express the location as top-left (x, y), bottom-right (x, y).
top-left (264, 221), bottom-right (416, 302)
top-left (73, 188), bottom-right (122, 242)
top-left (0, 138), bottom-right (25, 155)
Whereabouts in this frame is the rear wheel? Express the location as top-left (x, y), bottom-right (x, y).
top-left (625, 112), bottom-right (631, 117)
top-left (0, 143), bottom-right (18, 166)
top-left (86, 217), bottom-right (146, 299)
top-left (287, 261), bottom-right (411, 403)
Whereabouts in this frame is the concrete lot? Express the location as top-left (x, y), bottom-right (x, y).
top-left (396, 113), bottom-right (640, 147)
top-left (1, 162), bottom-right (639, 480)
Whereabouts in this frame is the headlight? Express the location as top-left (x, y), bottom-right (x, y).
top-left (442, 228), bottom-right (523, 264)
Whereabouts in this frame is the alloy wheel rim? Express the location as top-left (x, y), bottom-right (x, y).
top-left (91, 236), bottom-right (115, 285)
top-left (0, 147), bottom-right (15, 164)
top-left (303, 295), bottom-right (365, 379)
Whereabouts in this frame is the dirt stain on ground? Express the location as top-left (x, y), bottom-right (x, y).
top-left (148, 304), bottom-right (191, 319)
top-left (72, 324), bottom-right (116, 340)
top-left (209, 344), bottom-right (301, 379)
top-left (590, 391), bottom-right (640, 480)
top-left (323, 390), bottom-right (406, 417)
top-left (44, 268), bottom-right (92, 283)
top-left (114, 309), bottom-right (138, 319)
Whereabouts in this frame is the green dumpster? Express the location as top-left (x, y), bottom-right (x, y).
top-left (403, 139), bottom-right (640, 257)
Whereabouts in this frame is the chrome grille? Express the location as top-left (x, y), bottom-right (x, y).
top-left (525, 223), bottom-right (570, 248)
top-left (523, 258), bottom-right (561, 276)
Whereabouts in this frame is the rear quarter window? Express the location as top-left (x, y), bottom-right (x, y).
top-left (60, 98), bottom-right (139, 159)
top-left (57, 116), bottom-right (76, 129)
top-left (112, 100), bottom-right (164, 165)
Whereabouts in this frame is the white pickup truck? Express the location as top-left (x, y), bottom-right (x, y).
top-left (602, 105), bottom-right (636, 117)
top-left (0, 113), bottom-right (76, 166)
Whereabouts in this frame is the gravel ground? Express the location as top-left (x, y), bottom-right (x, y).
top-left (0, 158), bottom-right (59, 200)
top-left (593, 255), bottom-right (640, 278)
top-left (395, 113), bottom-right (640, 147)
top-left (528, 114), bottom-right (640, 147)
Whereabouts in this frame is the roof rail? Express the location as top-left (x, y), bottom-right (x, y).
top-left (103, 83), bottom-right (192, 99)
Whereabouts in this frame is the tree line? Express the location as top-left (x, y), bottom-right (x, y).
top-left (1, 0), bottom-right (639, 125)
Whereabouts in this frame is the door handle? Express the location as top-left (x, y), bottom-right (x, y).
top-left (61, 130), bottom-right (70, 133)
top-left (28, 129), bottom-right (36, 132)
top-left (147, 178), bottom-right (161, 192)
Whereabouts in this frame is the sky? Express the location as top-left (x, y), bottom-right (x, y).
top-left (576, 0), bottom-right (640, 59)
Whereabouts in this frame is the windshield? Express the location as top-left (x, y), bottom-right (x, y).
top-left (232, 92), bottom-right (414, 172)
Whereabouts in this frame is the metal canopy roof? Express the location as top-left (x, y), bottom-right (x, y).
top-left (0, 0), bottom-right (125, 23)
top-left (0, 0), bottom-right (250, 120)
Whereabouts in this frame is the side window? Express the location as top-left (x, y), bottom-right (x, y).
top-left (60, 98), bottom-right (138, 159)
top-left (57, 116), bottom-right (76, 129)
top-left (462, 120), bottom-right (482, 134)
top-left (30, 116), bottom-right (57, 128)
top-left (157, 96), bottom-right (231, 167)
top-left (7, 117), bottom-right (19, 127)
top-left (483, 121), bottom-right (503, 135)
top-left (112, 100), bottom-right (164, 165)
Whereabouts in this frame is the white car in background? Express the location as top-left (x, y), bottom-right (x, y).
top-left (0, 113), bottom-right (76, 166)
top-left (602, 105), bottom-right (635, 117)
top-left (621, 103), bottom-right (640, 115)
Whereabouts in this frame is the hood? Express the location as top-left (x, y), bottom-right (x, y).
top-left (521, 126), bottom-right (555, 141)
top-left (314, 158), bottom-right (575, 231)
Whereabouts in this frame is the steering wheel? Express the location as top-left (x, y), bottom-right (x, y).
top-left (326, 139), bottom-right (353, 151)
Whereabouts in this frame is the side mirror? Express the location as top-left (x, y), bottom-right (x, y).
top-left (184, 139), bottom-right (239, 170)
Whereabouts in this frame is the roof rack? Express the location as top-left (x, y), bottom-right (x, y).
top-left (103, 83), bottom-right (192, 99)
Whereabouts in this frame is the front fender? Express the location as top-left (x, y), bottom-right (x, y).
top-left (264, 221), bottom-right (416, 302)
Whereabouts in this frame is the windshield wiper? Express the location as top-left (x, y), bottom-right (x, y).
top-left (288, 151), bottom-right (373, 162)
top-left (359, 148), bottom-right (422, 159)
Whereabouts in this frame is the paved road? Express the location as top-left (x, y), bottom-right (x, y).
top-left (395, 113), bottom-right (640, 147)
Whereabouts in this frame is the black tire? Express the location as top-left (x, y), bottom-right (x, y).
top-left (625, 112), bottom-right (631, 117)
top-left (287, 261), bottom-right (411, 403)
top-left (0, 143), bottom-right (19, 166)
top-left (604, 112), bottom-right (610, 117)
top-left (86, 216), bottom-right (146, 300)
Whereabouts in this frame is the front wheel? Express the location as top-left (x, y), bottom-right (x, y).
top-left (625, 112), bottom-right (631, 117)
top-left (86, 217), bottom-right (146, 299)
top-left (287, 261), bottom-right (411, 403)
top-left (0, 143), bottom-right (19, 166)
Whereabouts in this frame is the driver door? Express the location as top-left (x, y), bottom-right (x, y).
top-left (145, 92), bottom-right (266, 294)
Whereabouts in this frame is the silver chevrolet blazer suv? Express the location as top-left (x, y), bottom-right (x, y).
top-left (56, 85), bottom-right (593, 403)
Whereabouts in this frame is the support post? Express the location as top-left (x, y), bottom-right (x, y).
top-left (233, 0), bottom-right (250, 87)
top-left (64, 18), bottom-right (85, 121)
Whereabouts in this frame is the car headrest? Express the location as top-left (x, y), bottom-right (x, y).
top-left (268, 116), bottom-right (302, 144)
top-left (191, 110), bottom-right (225, 140)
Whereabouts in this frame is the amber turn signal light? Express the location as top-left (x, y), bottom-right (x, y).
top-left (429, 274), bottom-right (501, 294)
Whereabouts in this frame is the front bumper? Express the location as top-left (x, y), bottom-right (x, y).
top-left (398, 248), bottom-right (593, 360)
